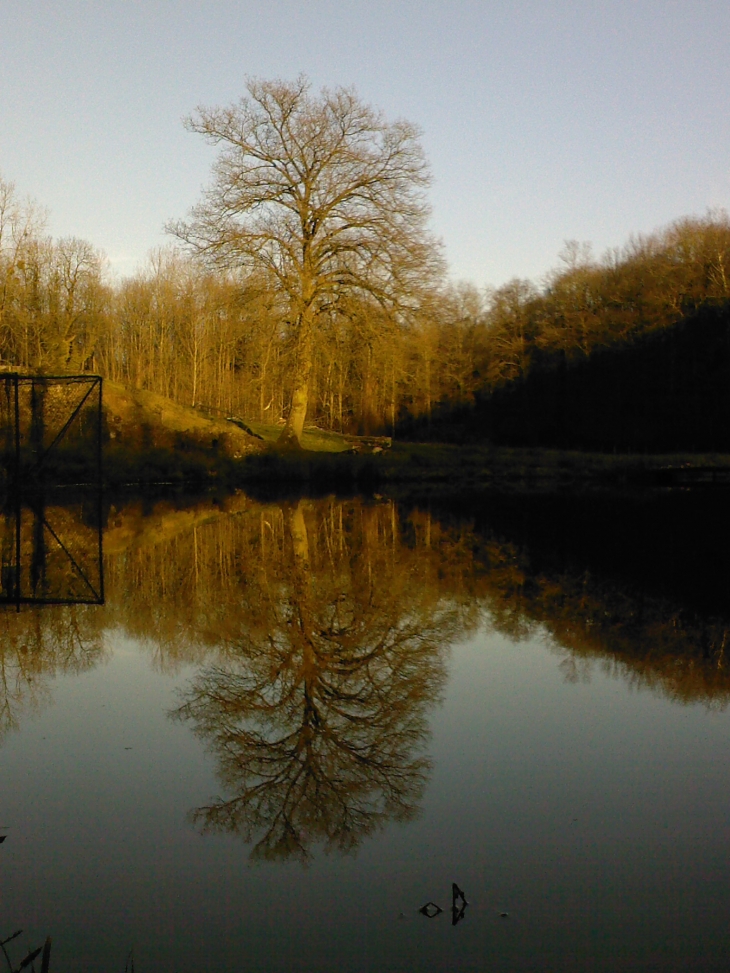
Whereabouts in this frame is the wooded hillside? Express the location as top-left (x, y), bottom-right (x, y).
top-left (401, 302), bottom-right (730, 451)
top-left (2, 169), bottom-right (729, 450)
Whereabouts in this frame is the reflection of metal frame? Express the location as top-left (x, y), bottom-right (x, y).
top-left (0, 375), bottom-right (104, 609)
top-left (0, 498), bottom-right (104, 607)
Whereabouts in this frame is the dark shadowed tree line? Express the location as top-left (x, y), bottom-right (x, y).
top-left (402, 300), bottom-right (730, 451)
top-left (397, 214), bottom-right (730, 450)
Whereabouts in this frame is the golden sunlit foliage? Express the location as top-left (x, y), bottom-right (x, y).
top-left (0, 177), bottom-right (110, 373)
top-left (2, 162), bottom-right (729, 444)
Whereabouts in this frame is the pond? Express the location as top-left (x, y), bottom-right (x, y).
top-left (1, 490), bottom-right (730, 972)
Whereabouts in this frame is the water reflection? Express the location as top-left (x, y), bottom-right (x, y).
top-left (465, 525), bottom-right (730, 708)
top-left (2, 491), bottom-right (730, 800)
top-left (0, 491), bottom-right (105, 736)
top-left (0, 600), bottom-right (105, 741)
top-left (173, 501), bottom-right (465, 861)
top-left (4, 491), bottom-right (730, 971)
top-left (0, 492), bottom-right (103, 608)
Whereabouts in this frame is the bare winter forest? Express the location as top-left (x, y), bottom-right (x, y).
top-left (2, 80), bottom-right (729, 445)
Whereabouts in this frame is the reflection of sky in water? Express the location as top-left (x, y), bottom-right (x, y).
top-left (3, 618), bottom-right (730, 972)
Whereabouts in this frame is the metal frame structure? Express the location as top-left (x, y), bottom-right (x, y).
top-left (0, 374), bottom-right (104, 608)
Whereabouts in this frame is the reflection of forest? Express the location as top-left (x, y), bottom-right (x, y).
top-left (0, 499), bottom-right (107, 740)
top-left (0, 603), bottom-right (106, 740)
top-left (2, 492), bottom-right (730, 826)
top-left (457, 492), bottom-right (730, 708)
top-left (105, 494), bottom-right (730, 858)
top-left (474, 535), bottom-right (730, 706)
top-left (101, 493), bottom-right (730, 711)
top-left (103, 494), bottom-right (481, 668)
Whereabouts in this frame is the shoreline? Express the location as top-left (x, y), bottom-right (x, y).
top-left (6, 441), bottom-right (730, 499)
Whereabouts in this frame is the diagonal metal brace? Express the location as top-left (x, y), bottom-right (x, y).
top-left (42, 514), bottom-right (102, 602)
top-left (31, 377), bottom-right (100, 474)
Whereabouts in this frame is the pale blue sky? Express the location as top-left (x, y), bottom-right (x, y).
top-left (1, 1), bottom-right (728, 288)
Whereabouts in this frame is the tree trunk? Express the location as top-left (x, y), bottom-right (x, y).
top-left (278, 308), bottom-right (314, 448)
top-left (278, 377), bottom-right (309, 447)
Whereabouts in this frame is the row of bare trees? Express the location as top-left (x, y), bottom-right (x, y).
top-left (0, 173), bottom-right (485, 433)
top-left (2, 169), bottom-right (730, 436)
top-left (0, 179), bottom-right (108, 374)
top-left (482, 213), bottom-right (730, 387)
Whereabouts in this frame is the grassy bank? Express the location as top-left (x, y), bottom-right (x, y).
top-left (101, 416), bottom-right (730, 496)
top-left (235, 441), bottom-right (730, 498)
top-left (15, 380), bottom-right (730, 496)
top-left (32, 430), bottom-right (730, 498)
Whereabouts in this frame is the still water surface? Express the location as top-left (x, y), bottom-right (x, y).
top-left (2, 492), bottom-right (730, 972)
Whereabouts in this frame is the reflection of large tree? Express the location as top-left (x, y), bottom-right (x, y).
top-left (174, 501), bottom-right (466, 862)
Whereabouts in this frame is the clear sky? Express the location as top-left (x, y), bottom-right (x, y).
top-left (1, 1), bottom-right (728, 289)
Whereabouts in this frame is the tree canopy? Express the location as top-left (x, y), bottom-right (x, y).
top-left (168, 76), bottom-right (442, 445)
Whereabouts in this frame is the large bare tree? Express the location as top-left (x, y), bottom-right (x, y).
top-left (168, 76), bottom-right (442, 446)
